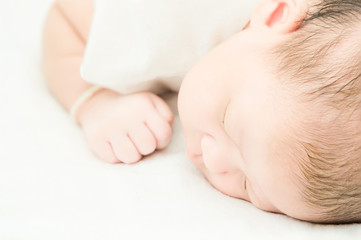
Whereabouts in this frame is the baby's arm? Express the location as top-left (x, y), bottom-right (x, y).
top-left (42, 0), bottom-right (174, 163)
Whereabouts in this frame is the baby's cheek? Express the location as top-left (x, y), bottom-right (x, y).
top-left (206, 173), bottom-right (247, 200)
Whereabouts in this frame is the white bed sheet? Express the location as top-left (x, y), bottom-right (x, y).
top-left (0, 0), bottom-right (360, 239)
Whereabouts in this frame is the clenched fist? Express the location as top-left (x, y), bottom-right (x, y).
top-left (77, 89), bottom-right (174, 164)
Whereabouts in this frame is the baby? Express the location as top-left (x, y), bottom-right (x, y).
top-left (42, 0), bottom-right (361, 223)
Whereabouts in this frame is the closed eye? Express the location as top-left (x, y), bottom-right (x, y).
top-left (221, 101), bottom-right (231, 126)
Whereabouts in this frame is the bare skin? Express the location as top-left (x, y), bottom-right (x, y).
top-left (43, 0), bottom-right (174, 164)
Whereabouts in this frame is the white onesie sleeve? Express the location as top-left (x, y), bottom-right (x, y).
top-left (81, 0), bottom-right (261, 94)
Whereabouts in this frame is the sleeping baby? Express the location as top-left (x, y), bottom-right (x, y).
top-left (42, 0), bottom-right (361, 223)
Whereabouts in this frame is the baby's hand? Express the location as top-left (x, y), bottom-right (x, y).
top-left (77, 90), bottom-right (174, 164)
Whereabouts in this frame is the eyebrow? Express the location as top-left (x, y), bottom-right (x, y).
top-left (221, 101), bottom-right (230, 126)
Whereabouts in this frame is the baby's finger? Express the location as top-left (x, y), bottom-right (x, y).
top-left (146, 112), bottom-right (172, 150)
top-left (148, 94), bottom-right (174, 124)
top-left (127, 124), bottom-right (157, 156)
top-left (92, 140), bottom-right (121, 164)
top-left (110, 135), bottom-right (142, 164)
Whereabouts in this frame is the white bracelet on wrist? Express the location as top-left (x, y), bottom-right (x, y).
top-left (70, 85), bottom-right (103, 125)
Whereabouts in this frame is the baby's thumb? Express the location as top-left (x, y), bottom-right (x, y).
top-left (149, 94), bottom-right (174, 124)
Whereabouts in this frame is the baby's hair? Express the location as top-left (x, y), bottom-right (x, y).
top-left (273, 0), bottom-right (361, 223)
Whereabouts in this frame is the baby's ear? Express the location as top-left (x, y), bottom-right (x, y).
top-left (249, 0), bottom-right (308, 34)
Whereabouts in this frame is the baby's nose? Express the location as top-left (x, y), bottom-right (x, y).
top-left (201, 135), bottom-right (231, 174)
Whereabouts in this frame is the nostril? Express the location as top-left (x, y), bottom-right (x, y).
top-left (185, 147), bottom-right (202, 159)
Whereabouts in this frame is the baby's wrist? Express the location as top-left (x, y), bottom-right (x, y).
top-left (71, 87), bottom-right (118, 126)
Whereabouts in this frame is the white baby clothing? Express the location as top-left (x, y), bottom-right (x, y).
top-left (81, 0), bottom-right (261, 94)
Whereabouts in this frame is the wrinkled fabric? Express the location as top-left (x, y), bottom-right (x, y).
top-left (81, 0), bottom-right (261, 94)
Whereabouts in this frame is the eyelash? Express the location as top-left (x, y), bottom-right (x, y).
top-left (221, 110), bottom-right (226, 125)
top-left (222, 102), bottom-right (230, 126)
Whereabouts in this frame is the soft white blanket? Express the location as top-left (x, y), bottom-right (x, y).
top-left (0, 0), bottom-right (360, 239)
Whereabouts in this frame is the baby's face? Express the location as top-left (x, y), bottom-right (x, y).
top-left (178, 28), bottom-right (312, 220)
